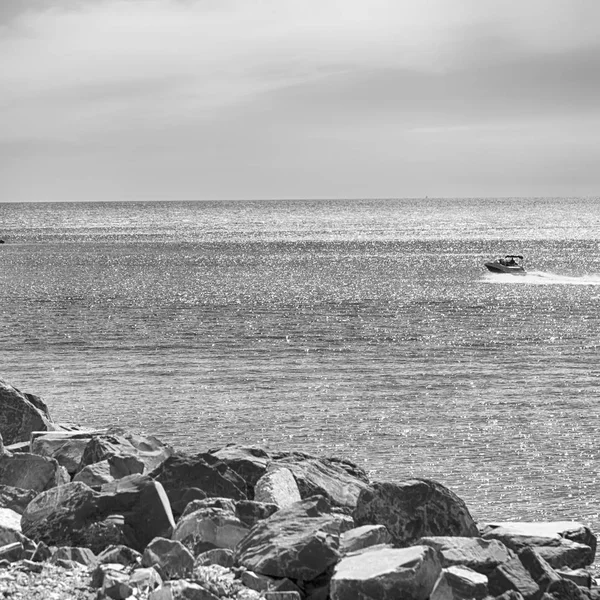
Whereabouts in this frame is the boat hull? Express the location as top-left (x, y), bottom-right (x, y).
top-left (485, 262), bottom-right (525, 275)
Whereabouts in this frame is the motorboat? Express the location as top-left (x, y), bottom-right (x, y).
top-left (484, 254), bottom-right (525, 275)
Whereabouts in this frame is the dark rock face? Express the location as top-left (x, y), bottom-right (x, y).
top-left (21, 474), bottom-right (175, 553)
top-left (208, 444), bottom-right (271, 497)
top-left (148, 452), bottom-right (247, 516)
top-left (0, 380), bottom-right (55, 445)
top-left (353, 479), bottom-right (479, 546)
top-left (235, 496), bottom-right (341, 581)
top-left (0, 484), bottom-right (39, 515)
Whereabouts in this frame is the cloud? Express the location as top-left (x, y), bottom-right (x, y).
top-left (1, 0), bottom-right (600, 200)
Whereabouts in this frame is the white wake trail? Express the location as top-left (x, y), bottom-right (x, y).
top-left (484, 271), bottom-right (600, 285)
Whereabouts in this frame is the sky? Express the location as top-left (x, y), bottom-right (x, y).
top-left (1, 0), bottom-right (599, 202)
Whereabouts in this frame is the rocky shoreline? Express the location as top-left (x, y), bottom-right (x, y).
top-left (0, 376), bottom-right (598, 600)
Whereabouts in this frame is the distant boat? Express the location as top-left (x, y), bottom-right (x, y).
top-left (484, 255), bottom-right (525, 275)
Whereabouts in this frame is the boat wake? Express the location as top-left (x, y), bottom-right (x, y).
top-left (483, 271), bottom-right (600, 285)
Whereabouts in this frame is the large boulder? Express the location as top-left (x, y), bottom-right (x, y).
top-left (480, 522), bottom-right (596, 569)
top-left (149, 452), bottom-right (247, 517)
top-left (0, 380), bottom-right (56, 445)
top-left (78, 429), bottom-right (173, 475)
top-left (235, 496), bottom-right (342, 581)
top-left (173, 505), bottom-right (250, 555)
top-left (142, 537), bottom-right (194, 579)
top-left (0, 507), bottom-right (22, 546)
top-left (21, 474), bottom-right (175, 553)
top-left (418, 536), bottom-right (515, 575)
top-left (0, 453), bottom-right (69, 492)
top-left (271, 451), bottom-right (369, 510)
top-left (340, 524), bottom-right (392, 555)
top-left (353, 479), bottom-right (478, 546)
top-left (254, 467), bottom-right (301, 509)
top-left (208, 445), bottom-right (271, 497)
top-left (31, 430), bottom-right (105, 475)
top-left (487, 557), bottom-right (541, 600)
top-left (330, 544), bottom-right (441, 600)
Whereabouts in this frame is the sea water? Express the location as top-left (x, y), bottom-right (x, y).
top-left (1, 197), bottom-right (600, 531)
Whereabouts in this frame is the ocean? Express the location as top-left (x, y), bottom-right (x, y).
top-left (1, 197), bottom-right (600, 531)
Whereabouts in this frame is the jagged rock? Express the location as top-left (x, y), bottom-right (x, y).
top-left (443, 565), bottom-right (488, 599)
top-left (173, 506), bottom-right (250, 555)
top-left (0, 507), bottom-right (22, 546)
top-left (481, 522), bottom-right (596, 569)
top-left (194, 548), bottom-right (235, 568)
top-left (545, 577), bottom-right (588, 599)
top-left (555, 567), bottom-right (593, 588)
top-left (96, 544), bottom-right (143, 567)
top-left (418, 536), bottom-right (515, 575)
top-left (149, 452), bottom-right (247, 517)
top-left (150, 581), bottom-right (221, 599)
top-left (30, 540), bottom-right (52, 562)
top-left (30, 430), bottom-right (102, 474)
top-left (78, 428), bottom-right (173, 475)
top-left (129, 567), bottom-right (163, 593)
top-left (208, 444), bottom-right (271, 497)
top-left (180, 497), bottom-right (277, 529)
top-left (330, 544), bottom-right (441, 600)
top-left (254, 467), bottom-right (301, 508)
top-left (0, 484), bottom-right (39, 514)
top-left (488, 557), bottom-right (541, 600)
top-left (353, 479), bottom-right (478, 546)
top-left (73, 460), bottom-right (115, 486)
top-left (0, 541), bottom-right (26, 562)
top-left (0, 379), bottom-right (56, 445)
top-left (518, 547), bottom-right (562, 593)
top-left (142, 537), bottom-right (194, 579)
top-left (264, 593), bottom-right (301, 600)
top-left (340, 524), bottom-right (392, 554)
top-left (21, 474), bottom-right (175, 553)
top-left (271, 452), bottom-right (369, 510)
top-left (235, 496), bottom-right (341, 581)
top-left (91, 563), bottom-right (133, 599)
top-left (0, 453), bottom-right (69, 492)
top-left (241, 570), bottom-right (275, 592)
top-left (50, 545), bottom-right (96, 566)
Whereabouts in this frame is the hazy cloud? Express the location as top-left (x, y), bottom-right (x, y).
top-left (1, 0), bottom-right (599, 200)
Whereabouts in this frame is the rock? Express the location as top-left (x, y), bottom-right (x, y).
top-left (518, 547), bottom-right (562, 593)
top-left (330, 544), bottom-right (441, 600)
top-left (0, 484), bottom-right (39, 514)
top-left (91, 563), bottom-right (133, 599)
top-left (208, 444), bottom-right (271, 497)
top-left (254, 467), bottom-right (302, 508)
top-left (418, 536), bottom-right (515, 575)
top-left (149, 580), bottom-right (220, 600)
top-left (481, 522), bottom-right (596, 569)
top-left (0, 379), bottom-right (56, 445)
top-left (240, 570), bottom-right (275, 592)
top-left (235, 496), bottom-right (341, 581)
top-left (264, 593), bottom-right (301, 600)
top-left (30, 430), bottom-right (102, 474)
top-left (0, 541), bottom-right (26, 562)
top-left (96, 544), bottom-right (143, 567)
top-left (129, 567), bottom-right (163, 593)
top-left (353, 479), bottom-right (478, 546)
top-left (488, 557), bottom-right (541, 600)
top-left (73, 460), bottom-right (115, 486)
top-left (555, 567), bottom-right (593, 588)
top-left (545, 577), bottom-right (588, 600)
top-left (173, 506), bottom-right (250, 555)
top-left (30, 540), bottom-right (52, 562)
top-left (194, 548), bottom-right (235, 568)
top-left (21, 474), bottom-right (175, 553)
top-left (235, 500), bottom-right (279, 529)
top-left (271, 452), bottom-right (369, 510)
top-left (142, 537), bottom-right (195, 579)
top-left (443, 565), bottom-right (488, 599)
top-left (0, 452), bottom-right (69, 492)
top-left (50, 545), bottom-right (96, 566)
top-left (78, 429), bottom-right (173, 476)
top-left (149, 452), bottom-right (247, 517)
top-left (0, 507), bottom-right (22, 546)
top-left (340, 524), bottom-right (392, 554)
